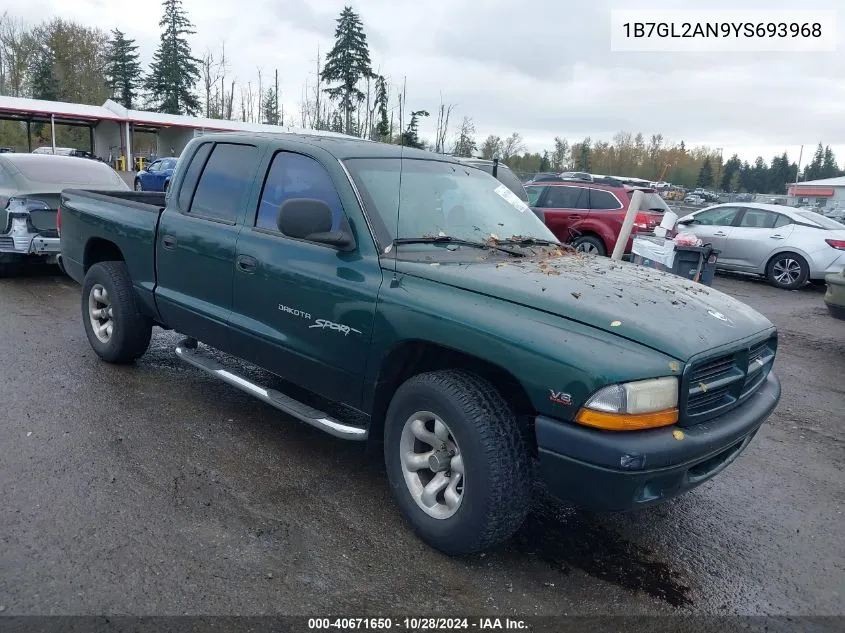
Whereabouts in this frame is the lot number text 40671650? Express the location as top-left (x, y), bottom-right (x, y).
top-left (307, 617), bottom-right (529, 630)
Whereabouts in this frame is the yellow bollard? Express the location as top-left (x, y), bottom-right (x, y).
top-left (138, 157), bottom-right (144, 172)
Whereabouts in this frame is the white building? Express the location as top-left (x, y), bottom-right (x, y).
top-left (787, 176), bottom-right (845, 210)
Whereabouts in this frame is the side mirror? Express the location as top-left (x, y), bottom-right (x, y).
top-left (677, 216), bottom-right (694, 225)
top-left (277, 198), bottom-right (356, 251)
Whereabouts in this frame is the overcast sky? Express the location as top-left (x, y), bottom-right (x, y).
top-left (5, 0), bottom-right (845, 167)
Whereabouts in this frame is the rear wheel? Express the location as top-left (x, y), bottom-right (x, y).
top-left (766, 252), bottom-right (809, 290)
top-left (384, 370), bottom-right (531, 554)
top-left (572, 235), bottom-right (606, 256)
top-left (82, 261), bottom-right (152, 363)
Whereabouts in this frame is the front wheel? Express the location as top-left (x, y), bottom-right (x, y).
top-left (82, 261), bottom-right (152, 363)
top-left (766, 252), bottom-right (809, 290)
top-left (384, 370), bottom-right (531, 555)
top-left (134, 179), bottom-right (143, 192)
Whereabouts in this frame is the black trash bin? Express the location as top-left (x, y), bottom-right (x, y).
top-left (672, 245), bottom-right (720, 286)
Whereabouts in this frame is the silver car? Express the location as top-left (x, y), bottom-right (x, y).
top-left (676, 202), bottom-right (845, 290)
top-left (0, 153), bottom-right (128, 273)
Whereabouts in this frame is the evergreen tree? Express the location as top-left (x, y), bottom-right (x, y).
top-left (574, 138), bottom-right (591, 171)
top-left (748, 157), bottom-right (767, 192)
top-left (374, 75), bottom-right (390, 141)
top-left (821, 145), bottom-right (839, 179)
top-left (721, 154), bottom-right (742, 191)
top-left (400, 110), bottom-right (428, 148)
top-left (803, 143), bottom-right (824, 181)
top-left (262, 88), bottom-right (280, 125)
top-left (739, 160), bottom-right (753, 192)
top-left (145, 0), bottom-right (201, 115)
top-left (696, 157), bottom-right (714, 188)
top-left (105, 29), bottom-right (142, 109)
top-left (728, 171), bottom-right (741, 193)
top-left (321, 6), bottom-right (374, 135)
top-left (539, 151), bottom-right (551, 172)
top-left (330, 110), bottom-right (344, 133)
top-left (31, 46), bottom-right (58, 101)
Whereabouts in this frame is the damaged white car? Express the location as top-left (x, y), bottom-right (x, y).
top-left (0, 152), bottom-right (128, 274)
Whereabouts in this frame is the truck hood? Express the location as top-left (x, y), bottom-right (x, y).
top-left (396, 252), bottom-right (774, 361)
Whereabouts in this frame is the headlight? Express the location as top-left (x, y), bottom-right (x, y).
top-left (575, 376), bottom-right (679, 431)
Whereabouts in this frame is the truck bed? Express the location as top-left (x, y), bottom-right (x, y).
top-left (59, 189), bottom-right (167, 321)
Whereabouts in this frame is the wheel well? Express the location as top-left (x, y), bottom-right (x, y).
top-left (367, 340), bottom-right (535, 451)
top-left (84, 238), bottom-right (125, 272)
top-left (571, 230), bottom-right (608, 251)
top-left (765, 250), bottom-right (808, 273)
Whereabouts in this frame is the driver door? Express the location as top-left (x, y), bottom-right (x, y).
top-left (229, 150), bottom-right (381, 408)
top-left (683, 206), bottom-right (741, 256)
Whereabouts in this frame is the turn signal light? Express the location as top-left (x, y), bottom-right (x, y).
top-left (575, 407), bottom-right (679, 431)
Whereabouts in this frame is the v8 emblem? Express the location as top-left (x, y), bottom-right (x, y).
top-left (549, 390), bottom-right (572, 406)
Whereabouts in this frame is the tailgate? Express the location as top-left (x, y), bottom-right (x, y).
top-left (7, 193), bottom-right (62, 236)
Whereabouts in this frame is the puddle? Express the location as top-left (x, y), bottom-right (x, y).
top-left (508, 496), bottom-right (693, 608)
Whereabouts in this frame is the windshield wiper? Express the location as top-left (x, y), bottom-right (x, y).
top-left (496, 237), bottom-right (561, 247)
top-left (390, 236), bottom-right (525, 257)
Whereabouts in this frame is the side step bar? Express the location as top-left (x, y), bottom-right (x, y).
top-left (175, 339), bottom-right (368, 441)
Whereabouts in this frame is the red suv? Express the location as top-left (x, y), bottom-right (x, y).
top-left (526, 178), bottom-right (669, 256)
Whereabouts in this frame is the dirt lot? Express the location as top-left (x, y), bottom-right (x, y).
top-left (0, 267), bottom-right (842, 616)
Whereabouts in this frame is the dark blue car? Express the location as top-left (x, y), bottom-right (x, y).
top-left (134, 157), bottom-right (178, 192)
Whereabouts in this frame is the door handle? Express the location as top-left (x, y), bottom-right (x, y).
top-left (569, 214), bottom-right (583, 220)
top-left (162, 235), bottom-right (177, 249)
top-left (236, 255), bottom-right (258, 273)
top-left (714, 231), bottom-right (727, 237)
top-left (770, 234), bottom-right (785, 239)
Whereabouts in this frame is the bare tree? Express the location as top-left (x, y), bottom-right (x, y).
top-left (257, 67), bottom-right (263, 123)
top-left (200, 47), bottom-right (223, 118)
top-left (434, 94), bottom-right (455, 154)
top-left (500, 132), bottom-right (526, 161)
top-left (0, 12), bottom-right (38, 97)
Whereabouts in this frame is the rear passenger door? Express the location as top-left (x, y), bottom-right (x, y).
top-left (536, 185), bottom-right (590, 242)
top-left (155, 141), bottom-right (262, 352)
top-left (230, 150), bottom-right (382, 408)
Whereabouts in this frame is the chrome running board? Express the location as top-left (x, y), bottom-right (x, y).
top-left (175, 339), bottom-right (367, 441)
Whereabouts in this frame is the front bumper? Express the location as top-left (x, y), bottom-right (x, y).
top-left (535, 371), bottom-right (781, 511)
top-left (824, 272), bottom-right (845, 319)
top-left (0, 234), bottom-right (60, 256)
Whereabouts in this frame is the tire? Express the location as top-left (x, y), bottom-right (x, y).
top-left (134, 179), bottom-right (143, 192)
top-left (82, 261), bottom-right (152, 363)
top-left (766, 252), bottom-right (809, 290)
top-left (572, 235), bottom-right (607, 256)
top-left (384, 370), bottom-right (531, 555)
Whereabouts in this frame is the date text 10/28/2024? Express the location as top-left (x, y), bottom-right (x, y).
top-left (308, 618), bottom-right (529, 630)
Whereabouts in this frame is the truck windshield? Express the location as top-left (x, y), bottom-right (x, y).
top-left (344, 157), bottom-right (557, 249)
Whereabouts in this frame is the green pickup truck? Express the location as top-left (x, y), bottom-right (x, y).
top-left (58, 132), bottom-right (782, 554)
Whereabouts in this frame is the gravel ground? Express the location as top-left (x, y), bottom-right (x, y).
top-left (0, 266), bottom-right (842, 617)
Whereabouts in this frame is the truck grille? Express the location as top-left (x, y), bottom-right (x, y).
top-left (681, 335), bottom-right (777, 426)
top-left (0, 236), bottom-right (14, 250)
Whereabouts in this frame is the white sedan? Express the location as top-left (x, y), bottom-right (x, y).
top-left (676, 202), bottom-right (845, 290)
